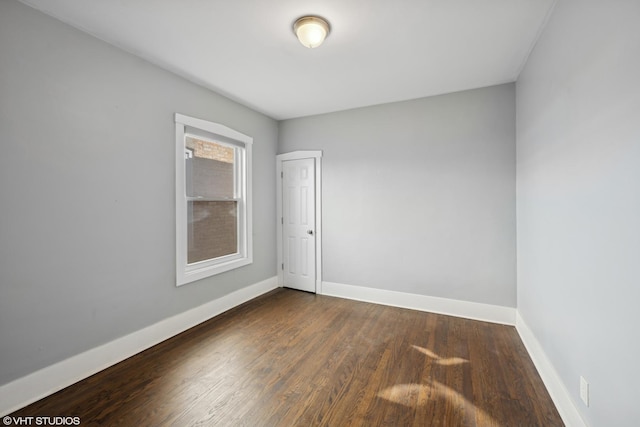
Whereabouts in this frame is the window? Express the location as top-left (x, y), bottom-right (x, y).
top-left (175, 113), bottom-right (253, 286)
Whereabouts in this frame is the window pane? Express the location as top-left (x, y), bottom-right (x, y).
top-left (187, 200), bottom-right (238, 264)
top-left (185, 136), bottom-right (234, 199)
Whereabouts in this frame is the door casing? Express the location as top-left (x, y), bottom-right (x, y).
top-left (276, 151), bottom-right (323, 293)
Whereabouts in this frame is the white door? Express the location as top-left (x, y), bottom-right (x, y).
top-left (282, 158), bottom-right (316, 292)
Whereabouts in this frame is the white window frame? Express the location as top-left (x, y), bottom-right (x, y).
top-left (175, 113), bottom-right (253, 286)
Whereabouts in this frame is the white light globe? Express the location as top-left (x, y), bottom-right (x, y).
top-left (294, 17), bottom-right (330, 48)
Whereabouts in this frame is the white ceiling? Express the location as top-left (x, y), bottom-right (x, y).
top-left (20, 0), bottom-right (556, 120)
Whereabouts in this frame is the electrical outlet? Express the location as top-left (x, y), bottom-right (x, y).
top-left (580, 376), bottom-right (589, 407)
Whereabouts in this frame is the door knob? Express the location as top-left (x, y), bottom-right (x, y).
top-left (307, 230), bottom-right (314, 235)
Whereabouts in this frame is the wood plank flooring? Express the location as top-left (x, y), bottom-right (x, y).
top-left (10, 289), bottom-right (563, 426)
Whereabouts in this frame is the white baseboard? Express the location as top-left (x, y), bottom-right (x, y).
top-left (515, 312), bottom-right (587, 427)
top-left (321, 281), bottom-right (516, 325)
top-left (0, 276), bottom-right (278, 417)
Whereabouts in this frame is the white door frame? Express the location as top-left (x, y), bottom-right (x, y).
top-left (276, 151), bottom-right (323, 293)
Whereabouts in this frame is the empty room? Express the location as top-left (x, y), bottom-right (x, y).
top-left (0, 0), bottom-right (638, 426)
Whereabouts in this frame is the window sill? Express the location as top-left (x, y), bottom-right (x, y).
top-left (177, 256), bottom-right (253, 286)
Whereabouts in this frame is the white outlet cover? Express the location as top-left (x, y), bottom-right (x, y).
top-left (580, 376), bottom-right (589, 407)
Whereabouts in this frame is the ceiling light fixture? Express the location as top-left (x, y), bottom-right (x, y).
top-left (293, 16), bottom-right (330, 48)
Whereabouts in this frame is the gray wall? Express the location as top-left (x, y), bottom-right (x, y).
top-left (279, 84), bottom-right (516, 307)
top-left (0, 0), bottom-right (278, 386)
top-left (516, 0), bottom-right (640, 425)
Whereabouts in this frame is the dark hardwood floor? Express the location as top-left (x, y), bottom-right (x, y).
top-left (11, 289), bottom-right (563, 426)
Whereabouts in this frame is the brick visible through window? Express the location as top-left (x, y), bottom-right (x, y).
top-left (188, 200), bottom-right (237, 263)
top-left (186, 137), bottom-right (234, 163)
top-left (185, 137), bottom-right (238, 264)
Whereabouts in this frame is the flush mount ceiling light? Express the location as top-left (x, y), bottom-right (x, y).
top-left (293, 16), bottom-right (330, 48)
